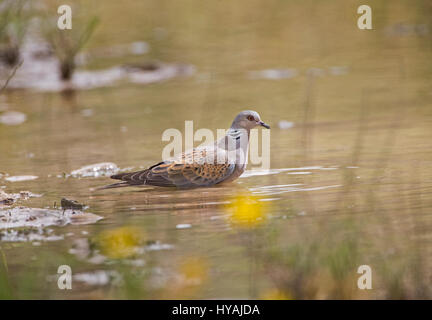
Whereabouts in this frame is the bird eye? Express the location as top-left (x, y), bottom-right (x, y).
top-left (247, 115), bottom-right (255, 121)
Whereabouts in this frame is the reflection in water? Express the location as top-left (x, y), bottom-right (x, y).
top-left (5, 30), bottom-right (195, 92)
top-left (261, 289), bottom-right (292, 300)
top-left (240, 166), bottom-right (338, 178)
top-left (73, 270), bottom-right (121, 286)
top-left (225, 193), bottom-right (268, 228)
top-left (159, 256), bottom-right (209, 299)
top-left (96, 226), bottom-right (144, 259)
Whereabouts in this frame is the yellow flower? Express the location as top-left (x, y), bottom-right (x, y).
top-left (179, 257), bottom-right (209, 286)
top-left (261, 289), bottom-right (292, 300)
top-left (226, 193), bottom-right (268, 228)
top-left (96, 227), bottom-right (144, 259)
top-left (160, 256), bottom-right (209, 299)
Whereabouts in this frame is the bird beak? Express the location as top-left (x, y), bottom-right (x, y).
top-left (259, 121), bottom-right (270, 129)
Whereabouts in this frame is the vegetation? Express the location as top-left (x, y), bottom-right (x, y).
top-left (0, 0), bottom-right (32, 66)
top-left (42, 14), bottom-right (99, 80)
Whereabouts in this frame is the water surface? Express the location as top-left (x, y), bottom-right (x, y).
top-left (0, 0), bottom-right (431, 299)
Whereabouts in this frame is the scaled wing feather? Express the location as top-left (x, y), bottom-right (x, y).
top-left (110, 146), bottom-right (235, 188)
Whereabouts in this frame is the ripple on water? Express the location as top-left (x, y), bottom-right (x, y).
top-left (286, 171), bottom-right (311, 175)
top-left (249, 184), bottom-right (341, 196)
top-left (241, 166), bottom-right (338, 178)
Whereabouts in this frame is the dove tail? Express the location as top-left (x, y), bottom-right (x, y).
top-left (110, 172), bottom-right (132, 180)
top-left (97, 181), bottom-right (131, 190)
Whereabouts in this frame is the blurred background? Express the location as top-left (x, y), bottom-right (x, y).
top-left (0, 0), bottom-right (431, 299)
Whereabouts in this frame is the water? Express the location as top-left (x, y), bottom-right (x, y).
top-left (0, 0), bottom-right (431, 299)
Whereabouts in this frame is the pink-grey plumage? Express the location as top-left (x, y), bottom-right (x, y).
top-left (101, 110), bottom-right (270, 189)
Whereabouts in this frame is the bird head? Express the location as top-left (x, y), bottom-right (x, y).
top-left (231, 110), bottom-right (270, 130)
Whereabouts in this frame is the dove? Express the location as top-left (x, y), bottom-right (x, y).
top-left (101, 110), bottom-right (270, 189)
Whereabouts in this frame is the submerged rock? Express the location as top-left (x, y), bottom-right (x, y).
top-left (0, 189), bottom-right (41, 206)
top-left (176, 223), bottom-right (192, 229)
top-left (0, 228), bottom-right (64, 242)
top-left (126, 63), bottom-right (195, 85)
top-left (385, 23), bottom-right (429, 37)
top-left (4, 175), bottom-right (38, 182)
top-left (0, 191), bottom-right (14, 205)
top-left (0, 207), bottom-right (102, 229)
top-left (73, 270), bottom-right (122, 286)
top-left (70, 162), bottom-right (119, 178)
top-left (278, 120), bottom-right (295, 129)
top-left (249, 68), bottom-right (298, 80)
top-left (61, 198), bottom-right (87, 211)
top-left (248, 66), bottom-right (349, 80)
top-left (0, 111), bottom-right (27, 126)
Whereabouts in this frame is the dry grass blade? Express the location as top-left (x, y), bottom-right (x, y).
top-left (0, 59), bottom-right (22, 93)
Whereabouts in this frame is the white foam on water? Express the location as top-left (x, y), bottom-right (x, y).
top-left (176, 223), bottom-right (192, 229)
top-left (4, 175), bottom-right (38, 182)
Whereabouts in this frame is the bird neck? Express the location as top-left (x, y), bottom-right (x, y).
top-left (227, 127), bottom-right (250, 139)
top-left (217, 127), bottom-right (250, 152)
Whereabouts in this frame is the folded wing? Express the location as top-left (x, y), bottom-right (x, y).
top-left (109, 147), bottom-right (235, 188)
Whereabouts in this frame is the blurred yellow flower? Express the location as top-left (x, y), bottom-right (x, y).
top-left (261, 289), bottom-right (292, 300)
top-left (96, 226), bottom-right (144, 259)
top-left (179, 257), bottom-right (209, 286)
top-left (225, 193), bottom-right (268, 228)
top-left (160, 256), bottom-right (209, 299)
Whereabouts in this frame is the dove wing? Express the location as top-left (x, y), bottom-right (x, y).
top-left (110, 146), bottom-right (235, 188)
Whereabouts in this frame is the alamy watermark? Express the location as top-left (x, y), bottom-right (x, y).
top-left (57, 4), bottom-right (373, 31)
top-left (161, 121), bottom-right (271, 170)
top-left (57, 5), bottom-right (72, 30)
top-left (57, 264), bottom-right (72, 290)
top-left (357, 5), bottom-right (372, 30)
top-left (357, 264), bottom-right (373, 290)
